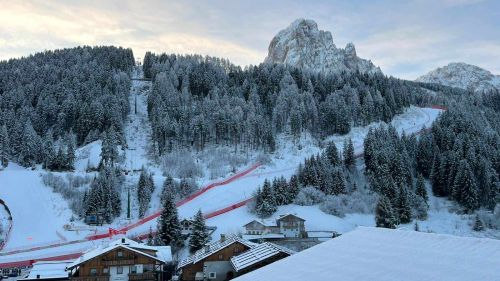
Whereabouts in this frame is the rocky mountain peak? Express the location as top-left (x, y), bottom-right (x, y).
top-left (416, 62), bottom-right (500, 93)
top-left (264, 19), bottom-right (381, 75)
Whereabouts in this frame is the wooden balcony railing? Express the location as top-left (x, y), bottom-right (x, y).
top-left (70, 275), bottom-right (109, 281)
top-left (129, 272), bottom-right (157, 281)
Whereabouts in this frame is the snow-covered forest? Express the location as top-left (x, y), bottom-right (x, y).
top-left (0, 46), bottom-right (134, 168)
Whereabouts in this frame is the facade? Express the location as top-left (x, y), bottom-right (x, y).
top-left (243, 214), bottom-right (306, 239)
top-left (66, 238), bottom-right (172, 281)
top-left (180, 219), bottom-right (217, 237)
top-left (177, 235), bottom-right (254, 281)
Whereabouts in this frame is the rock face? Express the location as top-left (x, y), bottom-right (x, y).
top-left (264, 19), bottom-right (381, 75)
top-left (416, 62), bottom-right (500, 93)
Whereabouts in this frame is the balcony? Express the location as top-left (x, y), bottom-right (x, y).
top-left (70, 275), bottom-right (109, 281)
top-left (129, 272), bottom-right (157, 281)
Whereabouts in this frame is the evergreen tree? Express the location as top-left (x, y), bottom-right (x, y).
top-left (396, 186), bottom-right (412, 224)
top-left (375, 196), bottom-right (397, 229)
top-left (189, 209), bottom-right (209, 253)
top-left (147, 226), bottom-right (154, 246)
top-left (157, 190), bottom-right (181, 247)
top-left (256, 179), bottom-right (277, 218)
top-left (472, 214), bottom-right (484, 231)
top-left (137, 169), bottom-right (154, 218)
top-left (415, 173), bottom-right (428, 203)
top-left (454, 160), bottom-right (479, 212)
top-left (343, 138), bottom-right (355, 169)
top-left (325, 141), bottom-right (340, 166)
top-left (287, 175), bottom-right (300, 202)
top-left (331, 168), bottom-right (347, 195)
top-left (0, 124), bottom-right (9, 167)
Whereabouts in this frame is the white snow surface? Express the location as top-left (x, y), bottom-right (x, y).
top-left (416, 62), bottom-right (500, 93)
top-left (233, 227), bottom-right (500, 281)
top-left (26, 260), bottom-right (74, 279)
top-left (265, 19), bottom-right (381, 75)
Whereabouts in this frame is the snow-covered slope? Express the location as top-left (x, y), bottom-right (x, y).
top-left (264, 19), bottom-right (381, 75)
top-left (416, 62), bottom-right (500, 93)
top-left (233, 227), bottom-right (500, 281)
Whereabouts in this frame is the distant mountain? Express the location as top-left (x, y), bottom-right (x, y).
top-left (416, 62), bottom-right (500, 93)
top-left (264, 19), bottom-right (381, 75)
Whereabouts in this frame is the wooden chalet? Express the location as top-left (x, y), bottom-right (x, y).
top-left (177, 234), bottom-right (254, 281)
top-left (66, 238), bottom-right (172, 281)
top-left (243, 214), bottom-right (306, 240)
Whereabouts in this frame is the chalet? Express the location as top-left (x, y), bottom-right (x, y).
top-left (180, 218), bottom-right (216, 237)
top-left (230, 242), bottom-right (294, 277)
top-left (177, 234), bottom-right (255, 281)
top-left (243, 214), bottom-right (306, 240)
top-left (66, 238), bottom-right (172, 281)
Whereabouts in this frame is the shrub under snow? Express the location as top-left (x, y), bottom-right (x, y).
top-left (320, 188), bottom-right (378, 217)
top-left (294, 186), bottom-right (325, 206)
top-left (162, 150), bottom-right (203, 178)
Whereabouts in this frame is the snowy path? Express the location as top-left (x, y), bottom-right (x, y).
top-left (124, 69), bottom-right (153, 171)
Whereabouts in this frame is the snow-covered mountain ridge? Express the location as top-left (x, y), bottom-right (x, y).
top-left (264, 19), bottom-right (381, 75)
top-left (416, 62), bottom-right (500, 93)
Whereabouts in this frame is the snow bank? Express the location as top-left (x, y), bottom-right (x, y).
top-left (234, 227), bottom-right (500, 281)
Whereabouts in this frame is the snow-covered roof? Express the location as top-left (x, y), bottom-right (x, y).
top-left (276, 214), bottom-right (305, 222)
top-left (67, 238), bottom-right (171, 269)
top-left (230, 242), bottom-right (295, 272)
top-left (24, 261), bottom-right (73, 280)
top-left (233, 227), bottom-right (500, 281)
top-left (178, 234), bottom-right (256, 269)
top-left (242, 233), bottom-right (285, 240)
top-left (243, 220), bottom-right (276, 228)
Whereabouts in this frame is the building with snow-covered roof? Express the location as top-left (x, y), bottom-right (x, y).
top-left (233, 227), bottom-right (500, 281)
top-left (177, 234), bottom-right (255, 281)
top-left (23, 261), bottom-right (73, 281)
top-left (66, 237), bottom-right (172, 281)
top-left (230, 242), bottom-right (294, 276)
top-left (243, 214), bottom-right (306, 239)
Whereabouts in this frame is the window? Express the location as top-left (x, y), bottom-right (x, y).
top-left (103, 268), bottom-right (109, 274)
top-left (90, 268), bottom-right (97, 276)
top-left (234, 247), bottom-right (240, 254)
top-left (209, 272), bottom-right (216, 279)
top-left (144, 264), bottom-right (154, 273)
top-left (117, 251), bottom-right (123, 257)
top-left (131, 266), bottom-right (137, 274)
top-left (117, 266), bottom-right (123, 274)
top-left (218, 254), bottom-right (223, 260)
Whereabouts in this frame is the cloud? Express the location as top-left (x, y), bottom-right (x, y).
top-left (0, 0), bottom-right (498, 79)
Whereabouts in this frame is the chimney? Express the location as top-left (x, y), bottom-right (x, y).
top-left (122, 238), bottom-right (126, 243)
top-left (37, 275), bottom-right (40, 279)
top-left (220, 234), bottom-right (226, 242)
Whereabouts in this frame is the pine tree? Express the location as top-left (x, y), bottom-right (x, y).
top-left (287, 175), bottom-right (300, 202)
top-left (325, 142), bottom-right (340, 166)
top-left (256, 179), bottom-right (277, 218)
top-left (157, 190), bottom-right (181, 247)
top-left (415, 173), bottom-right (428, 204)
top-left (331, 168), bottom-right (347, 195)
top-left (472, 214), bottom-right (484, 231)
top-left (137, 169), bottom-right (153, 218)
top-left (375, 196), bottom-right (397, 229)
top-left (189, 209), bottom-right (209, 253)
top-left (414, 221), bottom-right (420, 231)
top-left (147, 226), bottom-right (154, 246)
top-left (396, 186), bottom-right (412, 224)
top-left (0, 124), bottom-right (10, 168)
top-left (454, 160), bottom-right (479, 212)
top-left (343, 138), bottom-right (355, 169)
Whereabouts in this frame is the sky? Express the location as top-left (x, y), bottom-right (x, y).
top-left (0, 0), bottom-right (498, 79)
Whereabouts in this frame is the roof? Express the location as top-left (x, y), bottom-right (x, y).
top-left (24, 261), bottom-right (73, 280)
top-left (276, 214), bottom-right (305, 222)
top-left (230, 242), bottom-right (295, 272)
top-left (178, 234), bottom-right (256, 269)
top-left (243, 220), bottom-right (276, 228)
top-left (233, 227), bottom-right (500, 281)
top-left (242, 233), bottom-right (285, 240)
top-left (67, 238), bottom-right (171, 269)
